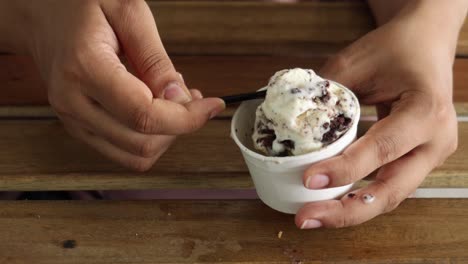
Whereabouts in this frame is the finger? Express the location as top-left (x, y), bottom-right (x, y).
top-left (101, 0), bottom-right (190, 102)
top-left (296, 146), bottom-right (433, 229)
top-left (58, 95), bottom-right (176, 158)
top-left (81, 51), bottom-right (224, 135)
top-left (62, 121), bottom-right (165, 172)
top-left (304, 103), bottom-right (432, 189)
top-left (190, 89), bottom-right (203, 100)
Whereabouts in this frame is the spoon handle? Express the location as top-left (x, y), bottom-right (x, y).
top-left (220, 90), bottom-right (267, 105)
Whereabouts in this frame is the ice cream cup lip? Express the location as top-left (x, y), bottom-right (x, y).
top-left (231, 81), bottom-right (360, 162)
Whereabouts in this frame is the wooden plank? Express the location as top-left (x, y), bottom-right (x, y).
top-left (152, 1), bottom-right (468, 56)
top-left (0, 120), bottom-right (466, 191)
top-left (152, 1), bottom-right (374, 55)
top-left (0, 199), bottom-right (468, 263)
top-left (12, 1), bottom-right (466, 57)
top-left (1, 55), bottom-right (468, 105)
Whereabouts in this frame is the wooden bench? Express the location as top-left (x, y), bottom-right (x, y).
top-left (1, 1), bottom-right (467, 263)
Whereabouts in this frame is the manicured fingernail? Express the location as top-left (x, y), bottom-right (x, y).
top-left (306, 174), bottom-right (329, 189)
top-left (301, 219), bottom-right (322, 229)
top-left (164, 82), bottom-right (190, 103)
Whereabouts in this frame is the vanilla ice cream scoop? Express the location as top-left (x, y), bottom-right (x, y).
top-left (252, 68), bottom-right (357, 156)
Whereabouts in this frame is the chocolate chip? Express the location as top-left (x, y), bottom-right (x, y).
top-left (337, 116), bottom-right (345, 125)
top-left (290, 88), bottom-right (301, 94)
top-left (322, 122), bottom-right (329, 129)
top-left (321, 114), bottom-right (352, 144)
top-left (347, 193), bottom-right (356, 198)
top-left (280, 140), bottom-right (295, 150)
top-left (343, 117), bottom-right (352, 126)
top-left (62, 240), bottom-right (76, 249)
top-left (319, 91), bottom-right (330, 103)
top-left (329, 118), bottom-right (340, 130)
top-left (259, 128), bottom-right (275, 135)
top-left (257, 135), bottom-right (275, 148)
top-left (321, 130), bottom-right (336, 143)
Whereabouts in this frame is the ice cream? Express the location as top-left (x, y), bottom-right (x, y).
top-left (252, 68), bottom-right (357, 156)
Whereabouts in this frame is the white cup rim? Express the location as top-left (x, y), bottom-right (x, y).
top-left (231, 81), bottom-right (360, 162)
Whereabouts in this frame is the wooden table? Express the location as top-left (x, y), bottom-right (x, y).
top-left (1, 1), bottom-right (467, 263)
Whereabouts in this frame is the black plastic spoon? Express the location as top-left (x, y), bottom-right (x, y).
top-left (220, 90), bottom-right (267, 105)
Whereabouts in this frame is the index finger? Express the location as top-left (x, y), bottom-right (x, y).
top-left (304, 96), bottom-right (433, 189)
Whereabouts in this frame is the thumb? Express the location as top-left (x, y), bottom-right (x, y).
top-left (101, 0), bottom-right (190, 104)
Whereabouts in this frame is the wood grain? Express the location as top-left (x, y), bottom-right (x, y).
top-left (0, 199), bottom-right (468, 263)
top-left (151, 1), bottom-right (374, 56)
top-left (3, 1), bottom-right (468, 56)
top-left (0, 120), bottom-right (466, 191)
top-left (1, 55), bottom-right (468, 105)
top-left (152, 1), bottom-right (468, 56)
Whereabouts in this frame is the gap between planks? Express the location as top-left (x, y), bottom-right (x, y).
top-left (1, 103), bottom-right (468, 119)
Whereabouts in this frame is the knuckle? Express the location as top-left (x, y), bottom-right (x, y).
top-left (433, 100), bottom-right (455, 124)
top-left (373, 134), bottom-right (398, 165)
top-left (444, 109), bottom-right (458, 155)
top-left (334, 202), bottom-right (357, 228)
top-left (137, 139), bottom-right (159, 158)
top-left (128, 158), bottom-right (153, 172)
top-left (185, 117), bottom-right (203, 133)
top-left (383, 185), bottom-right (406, 213)
top-left (329, 53), bottom-right (351, 72)
top-left (338, 215), bottom-right (358, 228)
top-left (132, 104), bottom-right (154, 134)
top-left (338, 153), bottom-right (359, 185)
top-left (448, 136), bottom-right (459, 155)
top-left (437, 135), bottom-right (458, 167)
top-left (139, 51), bottom-right (173, 78)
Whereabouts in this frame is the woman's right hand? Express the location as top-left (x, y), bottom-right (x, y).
top-left (16, 0), bottom-right (225, 171)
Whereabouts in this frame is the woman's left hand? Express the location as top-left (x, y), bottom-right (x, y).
top-left (296, 3), bottom-right (462, 229)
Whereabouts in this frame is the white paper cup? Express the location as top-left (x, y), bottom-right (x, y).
top-left (231, 82), bottom-right (360, 214)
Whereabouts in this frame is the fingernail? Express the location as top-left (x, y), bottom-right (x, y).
top-left (178, 73), bottom-right (185, 84)
top-left (164, 82), bottom-right (190, 103)
top-left (306, 174), bottom-right (330, 189)
top-left (300, 219), bottom-right (322, 229)
top-left (209, 100), bottom-right (226, 119)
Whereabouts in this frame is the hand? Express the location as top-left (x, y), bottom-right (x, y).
top-left (296, 6), bottom-right (459, 228)
top-left (24, 0), bottom-right (225, 171)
